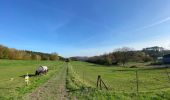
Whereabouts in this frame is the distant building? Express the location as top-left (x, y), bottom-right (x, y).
top-left (163, 54), bottom-right (170, 64)
top-left (143, 46), bottom-right (164, 52)
top-left (157, 57), bottom-right (163, 63)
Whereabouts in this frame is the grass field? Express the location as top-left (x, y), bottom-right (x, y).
top-left (67, 61), bottom-right (170, 100)
top-left (1, 60), bottom-right (170, 100)
top-left (0, 60), bottom-right (64, 99)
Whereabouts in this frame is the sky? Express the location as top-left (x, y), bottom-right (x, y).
top-left (0, 0), bottom-right (170, 57)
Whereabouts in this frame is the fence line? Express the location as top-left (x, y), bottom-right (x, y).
top-left (69, 63), bottom-right (170, 94)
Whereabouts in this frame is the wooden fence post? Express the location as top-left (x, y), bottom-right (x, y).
top-left (96, 75), bottom-right (108, 90)
top-left (135, 70), bottom-right (139, 94)
top-left (97, 75), bottom-right (101, 88)
top-left (99, 77), bottom-right (102, 90)
top-left (165, 67), bottom-right (170, 81)
top-left (83, 71), bottom-right (85, 84)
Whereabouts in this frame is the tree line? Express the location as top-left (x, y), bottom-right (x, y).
top-left (86, 47), bottom-right (153, 66)
top-left (71, 46), bottom-right (170, 66)
top-left (0, 45), bottom-right (61, 61)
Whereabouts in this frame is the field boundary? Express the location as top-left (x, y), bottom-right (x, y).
top-left (69, 62), bottom-right (170, 94)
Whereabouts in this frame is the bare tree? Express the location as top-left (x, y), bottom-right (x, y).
top-left (114, 47), bottom-right (134, 66)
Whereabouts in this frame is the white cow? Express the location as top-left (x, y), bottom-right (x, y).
top-left (35, 66), bottom-right (48, 75)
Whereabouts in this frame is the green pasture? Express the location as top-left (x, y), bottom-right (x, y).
top-left (0, 60), bottom-right (63, 99)
top-left (1, 59), bottom-right (170, 100)
top-left (67, 61), bottom-right (170, 100)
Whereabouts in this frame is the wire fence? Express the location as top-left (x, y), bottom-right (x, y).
top-left (70, 63), bottom-right (170, 94)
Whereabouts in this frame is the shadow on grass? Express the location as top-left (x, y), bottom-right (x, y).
top-left (67, 87), bottom-right (94, 93)
top-left (19, 74), bottom-right (36, 78)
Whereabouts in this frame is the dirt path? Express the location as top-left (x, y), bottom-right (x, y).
top-left (24, 64), bottom-right (67, 100)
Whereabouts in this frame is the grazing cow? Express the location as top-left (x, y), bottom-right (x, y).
top-left (35, 66), bottom-right (48, 75)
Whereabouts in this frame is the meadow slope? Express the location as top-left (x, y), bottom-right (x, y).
top-left (0, 60), bottom-right (64, 99)
top-left (1, 60), bottom-right (170, 100)
top-left (67, 61), bottom-right (170, 100)
top-left (25, 62), bottom-right (67, 100)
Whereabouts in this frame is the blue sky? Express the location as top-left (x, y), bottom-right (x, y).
top-left (0, 0), bottom-right (170, 57)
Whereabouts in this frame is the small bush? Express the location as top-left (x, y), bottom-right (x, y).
top-left (130, 65), bottom-right (138, 68)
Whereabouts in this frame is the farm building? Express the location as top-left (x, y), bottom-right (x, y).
top-left (143, 46), bottom-right (164, 52)
top-left (157, 57), bottom-right (163, 63)
top-left (163, 54), bottom-right (170, 64)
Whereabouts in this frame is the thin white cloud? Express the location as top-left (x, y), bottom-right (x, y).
top-left (127, 37), bottom-right (170, 50)
top-left (47, 19), bottom-right (71, 32)
top-left (134, 17), bottom-right (170, 32)
top-left (79, 17), bottom-right (170, 47)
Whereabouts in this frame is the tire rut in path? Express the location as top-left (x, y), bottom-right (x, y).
top-left (24, 64), bottom-right (67, 100)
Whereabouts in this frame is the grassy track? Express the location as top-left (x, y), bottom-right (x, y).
top-left (0, 60), bottom-right (64, 99)
top-left (25, 62), bottom-right (67, 100)
top-left (67, 61), bottom-right (170, 100)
